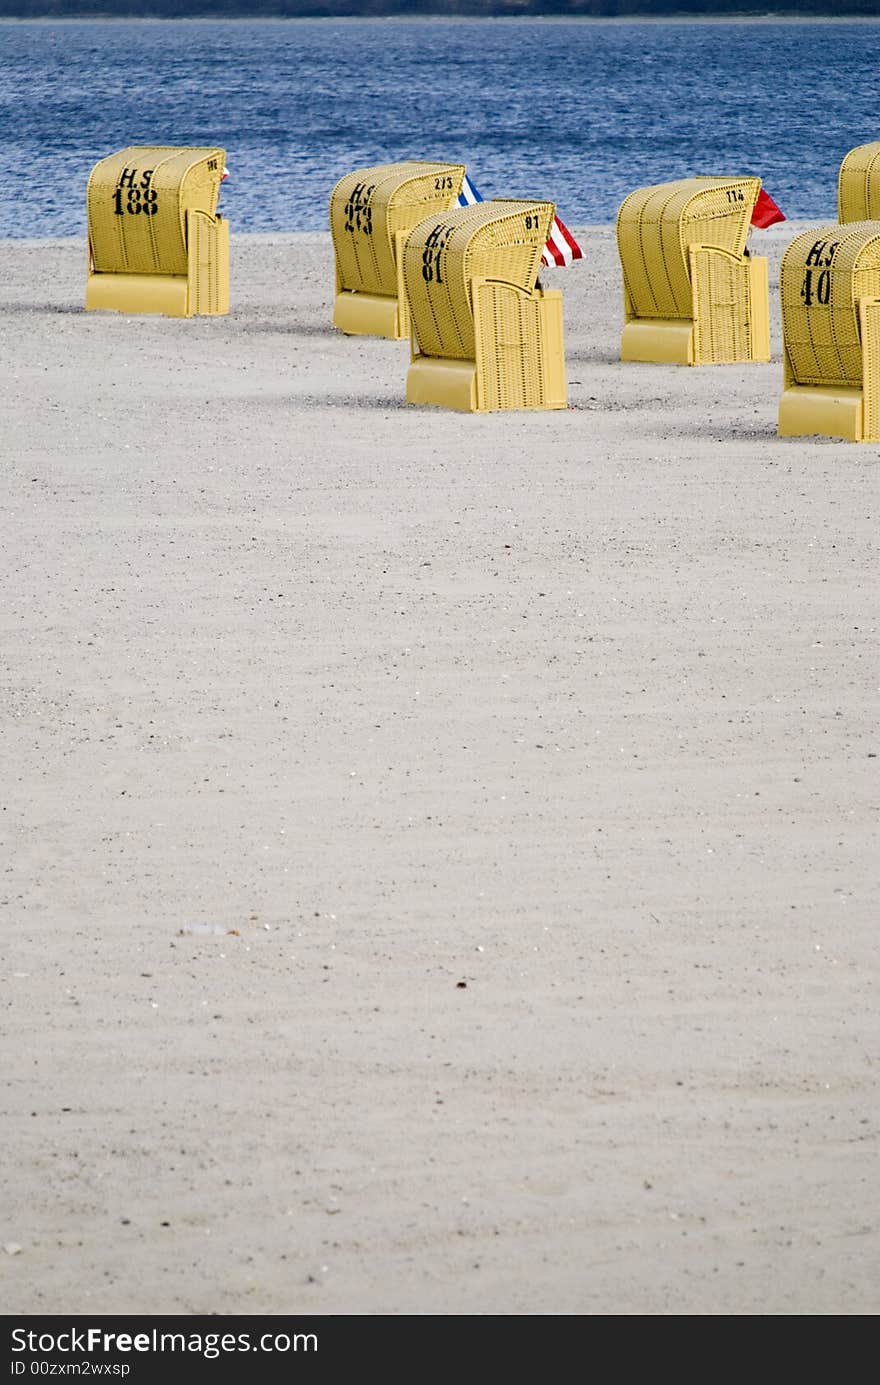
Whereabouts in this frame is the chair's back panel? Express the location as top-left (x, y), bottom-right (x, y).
top-left (88, 146), bottom-right (225, 276)
top-left (781, 222), bottom-right (880, 387)
top-left (404, 199), bottom-right (554, 359)
top-left (838, 142), bottom-right (880, 223)
top-left (616, 176), bottom-right (759, 319)
top-left (330, 161), bottom-right (465, 297)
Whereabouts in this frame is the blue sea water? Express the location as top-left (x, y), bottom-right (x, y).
top-left (0, 17), bottom-right (877, 238)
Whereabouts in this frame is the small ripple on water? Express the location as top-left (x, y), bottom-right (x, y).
top-left (0, 17), bottom-right (876, 237)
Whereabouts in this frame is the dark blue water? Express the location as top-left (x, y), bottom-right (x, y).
top-left (1, 17), bottom-right (877, 237)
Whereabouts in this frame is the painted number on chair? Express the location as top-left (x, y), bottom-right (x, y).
top-left (725, 189), bottom-right (746, 203)
top-left (434, 176), bottom-right (454, 191)
top-left (524, 214), bottom-right (542, 232)
top-left (113, 168), bottom-right (158, 216)
top-left (800, 238), bottom-right (839, 307)
top-left (344, 182), bottom-right (375, 236)
top-left (422, 223), bottom-right (452, 285)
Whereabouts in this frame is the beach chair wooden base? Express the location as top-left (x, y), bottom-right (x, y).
top-left (333, 290), bottom-right (406, 339)
top-left (621, 319), bottom-right (695, 364)
top-left (778, 386), bottom-right (867, 443)
top-left (86, 272), bottom-right (190, 316)
top-left (406, 356), bottom-right (478, 410)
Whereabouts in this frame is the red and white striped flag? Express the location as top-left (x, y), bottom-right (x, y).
top-left (540, 212), bottom-right (583, 268)
top-left (459, 174), bottom-right (583, 268)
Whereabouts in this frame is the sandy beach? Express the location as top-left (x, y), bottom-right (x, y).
top-left (1, 224), bottom-right (877, 1316)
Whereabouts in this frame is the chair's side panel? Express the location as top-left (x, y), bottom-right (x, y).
top-left (616, 189), bottom-right (662, 321)
top-left (658, 183), bottom-right (698, 318)
top-left (474, 279), bottom-right (520, 411)
top-left (616, 182), bottom-right (692, 321)
top-left (473, 281), bottom-right (566, 412)
top-left (621, 277), bottom-right (634, 323)
top-left (405, 211), bottom-right (471, 361)
top-left (643, 184), bottom-right (690, 319)
top-left (330, 165), bottom-right (385, 297)
top-left (537, 290), bottom-right (567, 410)
top-left (394, 229), bottom-right (411, 339)
top-left (860, 297), bottom-right (880, 442)
top-left (187, 210), bottom-right (229, 317)
top-left (690, 246), bottom-right (749, 364)
top-left (748, 255), bottom-right (771, 363)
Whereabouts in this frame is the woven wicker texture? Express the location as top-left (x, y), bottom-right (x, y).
top-left (617, 177), bottom-right (760, 320)
top-left (330, 162), bottom-right (465, 298)
top-left (403, 200), bottom-right (553, 360)
top-left (88, 146), bottom-right (225, 276)
top-left (691, 246), bottom-right (755, 364)
top-left (188, 211), bottom-right (229, 316)
top-left (838, 143), bottom-right (880, 223)
top-left (780, 223), bottom-right (880, 388)
top-left (473, 280), bottom-right (565, 410)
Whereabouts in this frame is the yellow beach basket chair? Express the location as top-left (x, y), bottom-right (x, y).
top-left (778, 222), bottom-right (880, 443)
top-left (329, 161), bottom-right (465, 339)
top-left (86, 146), bottom-right (229, 317)
top-left (616, 176), bottom-right (771, 365)
top-left (838, 142), bottom-right (880, 223)
top-left (404, 199), bottom-right (566, 412)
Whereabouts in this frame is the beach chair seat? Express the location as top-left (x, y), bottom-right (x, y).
top-left (616, 177), bottom-right (770, 366)
top-left (86, 146), bottom-right (228, 317)
top-left (838, 142), bottom-right (880, 223)
top-left (778, 222), bottom-right (880, 443)
top-left (329, 161), bottom-right (465, 339)
top-left (403, 199), bottom-right (566, 412)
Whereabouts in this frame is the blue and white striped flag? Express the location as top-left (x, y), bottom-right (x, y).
top-left (458, 174), bottom-right (483, 208)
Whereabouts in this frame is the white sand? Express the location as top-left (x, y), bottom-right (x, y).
top-left (1, 226), bottom-right (877, 1315)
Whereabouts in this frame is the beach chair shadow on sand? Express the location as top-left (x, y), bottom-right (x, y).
top-left (616, 176), bottom-right (770, 367)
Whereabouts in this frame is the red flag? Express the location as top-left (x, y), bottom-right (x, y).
top-left (751, 187), bottom-right (785, 229)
